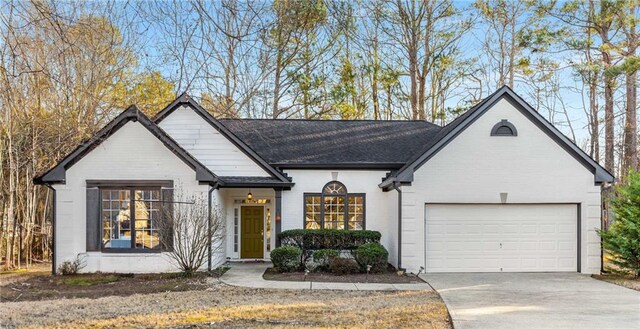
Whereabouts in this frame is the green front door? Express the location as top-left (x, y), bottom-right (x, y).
top-left (241, 206), bottom-right (264, 259)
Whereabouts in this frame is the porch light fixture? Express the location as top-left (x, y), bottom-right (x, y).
top-left (247, 192), bottom-right (253, 200)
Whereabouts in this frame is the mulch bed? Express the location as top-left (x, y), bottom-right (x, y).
top-left (592, 273), bottom-right (640, 292)
top-left (0, 270), bottom-right (218, 302)
top-left (263, 267), bottom-right (424, 284)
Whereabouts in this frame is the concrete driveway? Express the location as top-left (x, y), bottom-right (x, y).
top-left (421, 273), bottom-right (640, 329)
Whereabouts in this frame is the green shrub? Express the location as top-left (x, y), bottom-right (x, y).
top-left (328, 257), bottom-right (359, 275)
top-left (270, 246), bottom-right (302, 272)
top-left (279, 229), bottom-right (381, 252)
top-left (599, 171), bottom-right (640, 278)
top-left (354, 243), bottom-right (389, 273)
top-left (312, 249), bottom-right (339, 271)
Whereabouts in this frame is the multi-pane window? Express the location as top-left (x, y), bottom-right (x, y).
top-left (233, 208), bottom-right (239, 252)
top-left (101, 188), bottom-right (163, 250)
top-left (304, 195), bottom-right (322, 229)
top-left (134, 190), bottom-right (161, 249)
top-left (266, 208), bottom-right (272, 252)
top-left (102, 190), bottom-right (131, 248)
top-left (304, 181), bottom-right (365, 230)
top-left (347, 195), bottom-right (365, 230)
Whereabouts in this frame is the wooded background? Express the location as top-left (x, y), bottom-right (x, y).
top-left (1, 0), bottom-right (638, 270)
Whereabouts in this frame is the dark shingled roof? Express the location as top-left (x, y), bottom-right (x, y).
top-left (218, 119), bottom-right (443, 168)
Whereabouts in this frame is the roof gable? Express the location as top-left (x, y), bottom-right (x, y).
top-left (34, 106), bottom-right (217, 184)
top-left (380, 86), bottom-right (614, 189)
top-left (153, 94), bottom-right (292, 183)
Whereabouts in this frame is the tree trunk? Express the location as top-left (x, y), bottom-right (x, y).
top-left (600, 13), bottom-right (615, 174)
top-left (386, 85), bottom-right (393, 120)
top-left (604, 72), bottom-right (615, 173)
top-left (589, 76), bottom-right (600, 160)
top-left (372, 33), bottom-right (380, 120)
top-left (622, 3), bottom-right (638, 176)
top-left (272, 49), bottom-right (283, 119)
top-left (418, 75), bottom-right (426, 120)
top-left (409, 49), bottom-right (419, 119)
top-left (623, 69), bottom-right (638, 174)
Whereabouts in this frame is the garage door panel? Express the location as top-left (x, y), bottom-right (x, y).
top-left (425, 204), bottom-right (577, 273)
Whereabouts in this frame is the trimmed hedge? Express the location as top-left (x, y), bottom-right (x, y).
top-left (270, 246), bottom-right (302, 272)
top-left (279, 229), bottom-right (381, 251)
top-left (312, 249), bottom-right (339, 271)
top-left (328, 257), bottom-right (360, 275)
top-left (354, 243), bottom-right (389, 273)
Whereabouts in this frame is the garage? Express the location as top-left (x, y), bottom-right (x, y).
top-left (425, 204), bottom-right (578, 273)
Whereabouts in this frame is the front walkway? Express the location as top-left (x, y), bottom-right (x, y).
top-left (420, 272), bottom-right (640, 329)
top-left (220, 262), bottom-right (433, 291)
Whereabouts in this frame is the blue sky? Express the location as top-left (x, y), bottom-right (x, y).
top-left (115, 0), bottom-right (620, 152)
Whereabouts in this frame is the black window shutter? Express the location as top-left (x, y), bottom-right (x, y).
top-left (86, 187), bottom-right (101, 251)
top-left (161, 187), bottom-right (174, 251)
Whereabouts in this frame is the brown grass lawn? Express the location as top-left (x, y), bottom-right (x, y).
top-left (0, 269), bottom-right (451, 329)
top-left (1, 265), bottom-right (214, 302)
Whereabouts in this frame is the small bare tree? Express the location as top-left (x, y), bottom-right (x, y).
top-left (158, 191), bottom-right (225, 274)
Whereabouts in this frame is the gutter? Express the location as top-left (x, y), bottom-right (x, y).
top-left (378, 177), bottom-right (395, 190)
top-left (393, 182), bottom-right (403, 271)
top-left (44, 184), bottom-right (57, 275)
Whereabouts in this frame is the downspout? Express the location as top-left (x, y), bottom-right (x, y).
top-left (45, 184), bottom-right (57, 275)
top-left (393, 182), bottom-right (403, 271)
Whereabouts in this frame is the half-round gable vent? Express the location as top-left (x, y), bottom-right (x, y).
top-left (490, 119), bottom-right (518, 137)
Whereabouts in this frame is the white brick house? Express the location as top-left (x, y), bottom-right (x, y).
top-left (35, 86), bottom-right (613, 274)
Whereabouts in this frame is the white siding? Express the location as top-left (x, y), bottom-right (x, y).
top-left (158, 105), bottom-right (269, 176)
top-left (400, 98), bottom-right (602, 274)
top-left (281, 170), bottom-right (399, 266)
top-left (55, 122), bottom-right (222, 273)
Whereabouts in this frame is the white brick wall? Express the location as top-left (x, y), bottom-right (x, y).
top-left (400, 98), bottom-right (602, 274)
top-left (52, 97), bottom-right (603, 274)
top-left (281, 170), bottom-right (399, 266)
top-left (55, 122), bottom-right (218, 273)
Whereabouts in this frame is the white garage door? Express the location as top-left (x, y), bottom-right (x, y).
top-left (425, 204), bottom-right (578, 273)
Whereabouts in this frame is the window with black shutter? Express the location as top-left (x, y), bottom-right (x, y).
top-left (86, 181), bottom-right (173, 253)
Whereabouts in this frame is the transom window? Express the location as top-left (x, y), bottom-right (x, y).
top-left (101, 188), bottom-right (163, 250)
top-left (304, 181), bottom-right (365, 230)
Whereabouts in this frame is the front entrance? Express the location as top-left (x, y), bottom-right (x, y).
top-left (240, 206), bottom-right (264, 259)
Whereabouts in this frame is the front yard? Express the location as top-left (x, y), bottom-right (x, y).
top-left (0, 267), bottom-right (451, 329)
